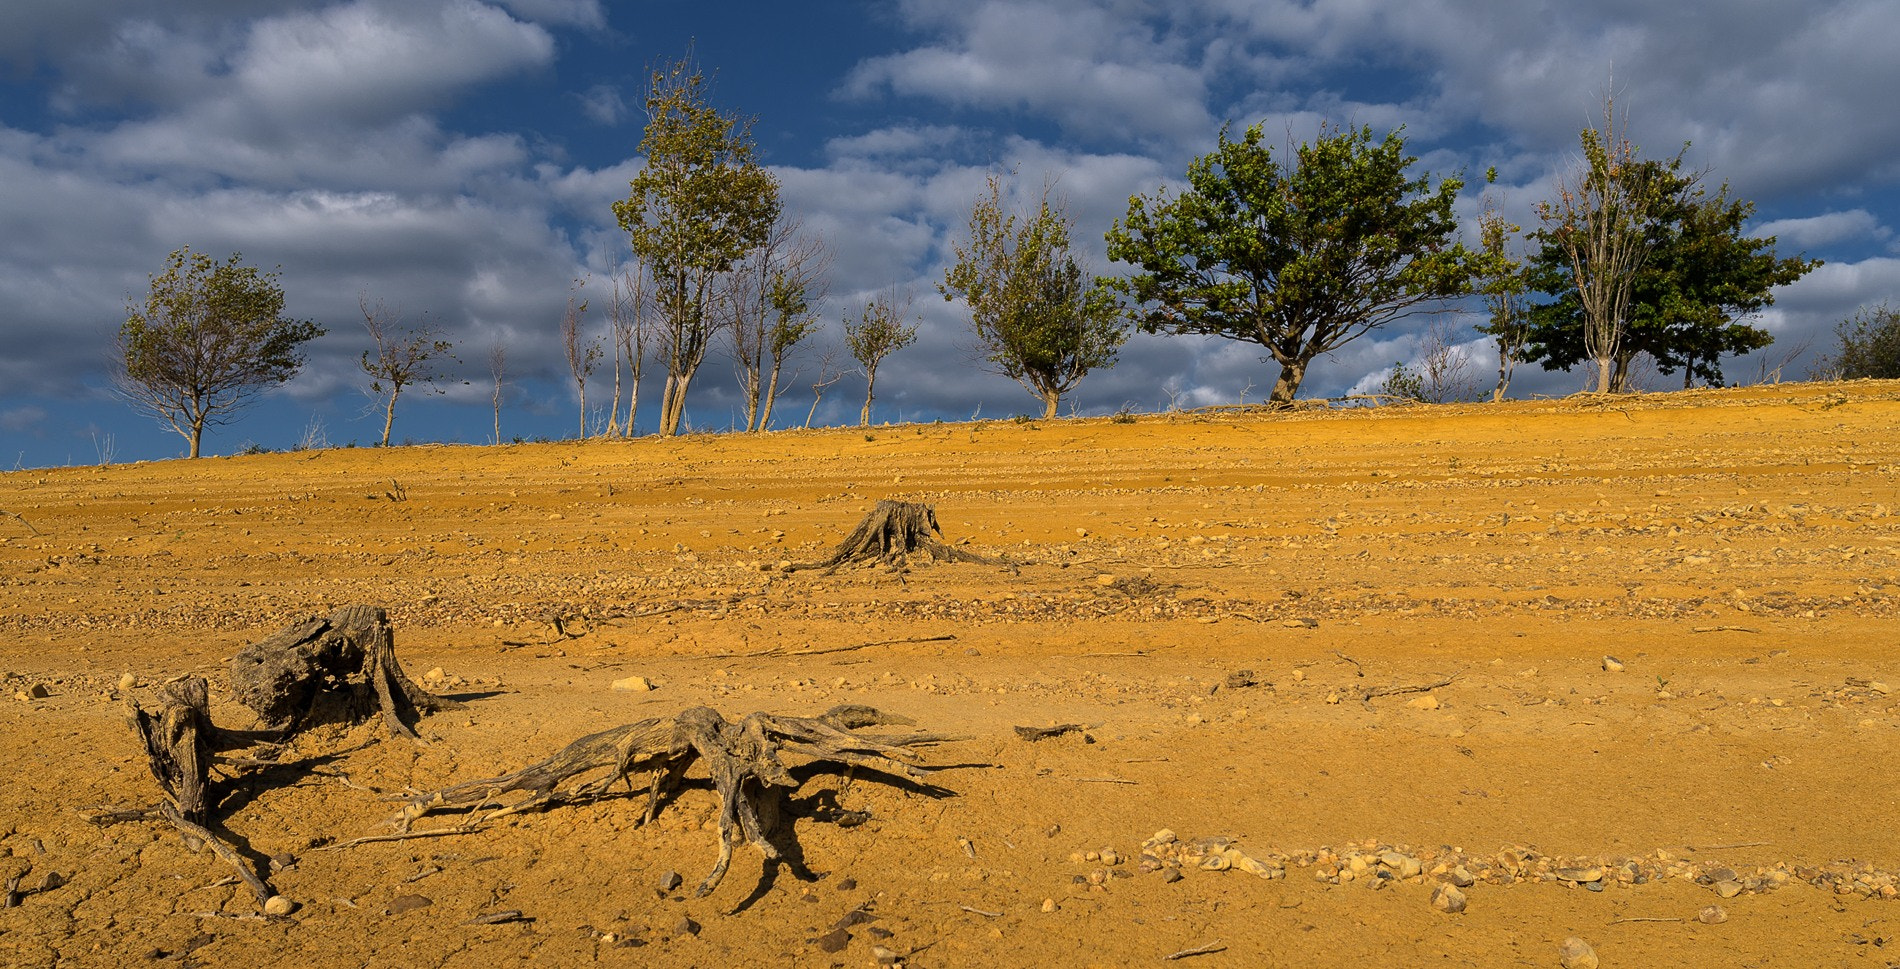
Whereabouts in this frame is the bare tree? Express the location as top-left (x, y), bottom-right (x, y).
top-left (605, 255), bottom-right (653, 438)
top-left (488, 343), bottom-right (507, 444)
top-left (804, 347), bottom-right (848, 429)
top-left (1417, 320), bottom-right (1479, 403)
top-left (1536, 93), bottom-right (1665, 393)
top-left (729, 223), bottom-right (830, 431)
top-left (844, 291), bottom-right (920, 427)
top-left (359, 298), bottom-right (456, 447)
top-left (560, 283), bottom-right (601, 439)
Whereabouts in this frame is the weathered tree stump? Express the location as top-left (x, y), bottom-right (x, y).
top-left (228, 604), bottom-right (459, 739)
top-left (122, 677), bottom-right (276, 907)
top-left (394, 704), bottom-right (961, 896)
top-left (793, 499), bottom-right (1000, 572)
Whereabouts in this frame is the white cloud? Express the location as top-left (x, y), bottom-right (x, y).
top-left (576, 83), bottom-right (628, 125)
top-left (1753, 210), bottom-right (1892, 251)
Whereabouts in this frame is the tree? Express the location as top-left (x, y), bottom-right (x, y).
top-left (605, 253), bottom-right (653, 438)
top-left (613, 55), bottom-right (781, 436)
top-left (1527, 156), bottom-right (1818, 390)
top-left (1819, 303), bottom-right (1900, 379)
top-left (729, 223), bottom-right (829, 431)
top-left (942, 174), bottom-right (1127, 418)
top-left (844, 292), bottom-right (919, 427)
top-left (116, 247), bottom-right (324, 458)
top-left (1474, 187), bottom-right (1532, 401)
top-left (560, 286), bottom-right (601, 438)
top-left (1105, 123), bottom-right (1476, 405)
top-left (359, 299), bottom-right (456, 447)
top-left (1531, 99), bottom-right (1671, 393)
top-left (488, 343), bottom-right (507, 444)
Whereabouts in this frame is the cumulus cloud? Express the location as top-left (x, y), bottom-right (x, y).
top-left (1753, 210), bottom-right (1893, 251)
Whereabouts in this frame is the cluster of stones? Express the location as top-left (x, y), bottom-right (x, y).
top-left (1073, 835), bottom-right (1900, 908)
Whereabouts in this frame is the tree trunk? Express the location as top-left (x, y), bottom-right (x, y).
top-left (1268, 357), bottom-right (1308, 405)
top-left (1041, 388), bottom-right (1061, 420)
top-left (792, 499), bottom-right (1002, 573)
top-left (759, 361), bottom-right (783, 432)
top-left (860, 368), bottom-right (877, 427)
top-left (380, 389), bottom-right (400, 447)
top-left (1595, 355), bottom-right (1614, 394)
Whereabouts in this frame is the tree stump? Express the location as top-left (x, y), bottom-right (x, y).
top-left (228, 604), bottom-right (459, 739)
top-left (395, 704), bottom-right (961, 896)
top-left (793, 499), bottom-right (999, 572)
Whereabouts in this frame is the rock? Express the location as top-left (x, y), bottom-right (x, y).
top-left (1869, 681), bottom-right (1891, 695)
top-left (871, 944), bottom-right (902, 964)
top-left (25, 684), bottom-right (48, 699)
top-left (1406, 694), bottom-right (1440, 710)
top-left (1713, 879), bottom-right (1744, 898)
top-left (263, 895), bottom-right (297, 917)
top-left (1096, 574), bottom-right (1116, 586)
top-left (1602, 656), bottom-right (1624, 672)
top-left (674, 916), bottom-right (700, 937)
top-left (1446, 866), bottom-right (1475, 888)
top-left (1556, 867), bottom-right (1604, 884)
top-left (1697, 904), bottom-right (1728, 924)
top-left (117, 672), bottom-right (138, 692)
top-left (1161, 868), bottom-right (1184, 884)
top-left (815, 927), bottom-right (850, 952)
top-left (657, 870), bottom-right (683, 892)
top-left (1041, 897), bottom-right (1057, 913)
top-left (611, 675), bottom-right (654, 692)
top-left (1558, 937), bottom-right (1598, 969)
top-left (385, 894), bottom-right (432, 915)
top-left (1431, 883), bottom-right (1466, 914)
top-left (837, 877), bottom-right (857, 891)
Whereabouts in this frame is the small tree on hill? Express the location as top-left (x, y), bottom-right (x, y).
top-left (1106, 123), bottom-right (1477, 405)
top-left (1818, 303), bottom-right (1900, 380)
top-left (942, 174), bottom-right (1126, 419)
top-left (845, 292), bottom-right (919, 427)
top-left (359, 298), bottom-right (456, 447)
top-left (116, 247), bottom-right (324, 458)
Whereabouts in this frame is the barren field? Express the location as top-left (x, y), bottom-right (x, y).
top-left (3, 381), bottom-right (1899, 968)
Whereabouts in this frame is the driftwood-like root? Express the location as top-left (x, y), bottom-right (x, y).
top-left (396, 704), bottom-right (958, 896)
top-left (793, 499), bottom-right (1001, 573)
top-left (228, 604), bottom-right (460, 739)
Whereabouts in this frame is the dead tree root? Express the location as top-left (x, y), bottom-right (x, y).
top-left (227, 603), bottom-right (460, 739)
top-left (393, 704), bottom-right (966, 897)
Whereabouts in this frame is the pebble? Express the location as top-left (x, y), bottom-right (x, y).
top-left (1602, 656), bottom-right (1624, 672)
top-left (1558, 937), bottom-right (1598, 969)
top-left (611, 675), bottom-right (654, 692)
top-left (1406, 694), bottom-right (1440, 710)
top-left (385, 894), bottom-right (432, 915)
top-left (1712, 879), bottom-right (1744, 898)
top-left (117, 672), bottom-right (138, 691)
top-left (815, 928), bottom-right (849, 952)
top-left (1041, 898), bottom-right (1057, 912)
top-left (25, 684), bottom-right (49, 699)
top-left (657, 870), bottom-right (683, 892)
top-left (871, 944), bottom-right (901, 964)
top-left (1431, 883), bottom-right (1466, 914)
top-left (1697, 904), bottom-right (1727, 924)
top-left (674, 916), bottom-right (700, 937)
top-left (263, 895), bottom-right (297, 917)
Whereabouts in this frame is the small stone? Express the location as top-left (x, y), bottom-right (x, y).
top-left (871, 944), bottom-right (901, 964)
top-left (1040, 897), bottom-right (1057, 913)
top-left (25, 684), bottom-right (49, 699)
top-left (263, 895), bottom-right (297, 917)
top-left (1713, 879), bottom-right (1744, 898)
top-left (117, 672), bottom-right (138, 692)
top-left (837, 877), bottom-right (857, 891)
top-left (657, 870), bottom-right (683, 892)
top-left (611, 675), bottom-right (654, 692)
top-left (1406, 694), bottom-right (1440, 710)
top-left (1431, 883), bottom-right (1466, 914)
top-left (1869, 681), bottom-right (1891, 695)
top-left (1558, 936), bottom-right (1598, 969)
top-left (815, 927), bottom-right (850, 952)
top-left (674, 916), bottom-right (700, 937)
top-left (1446, 866), bottom-right (1475, 888)
top-left (385, 894), bottom-right (432, 915)
top-left (1161, 868), bottom-right (1184, 884)
top-left (1096, 574), bottom-right (1116, 586)
top-left (1556, 867), bottom-right (1604, 884)
top-left (1697, 904), bottom-right (1728, 924)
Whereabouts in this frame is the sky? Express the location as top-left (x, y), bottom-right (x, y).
top-left (2, 0), bottom-right (1897, 469)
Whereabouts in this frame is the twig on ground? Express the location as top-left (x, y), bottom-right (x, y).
top-left (1684, 841), bottom-right (1771, 851)
top-left (960, 905), bottom-right (1001, 918)
top-left (1, 509), bottom-right (38, 535)
top-left (1610, 916), bottom-right (1683, 924)
top-left (1692, 626), bottom-right (1760, 634)
top-left (1329, 650), bottom-right (1365, 676)
top-left (1072, 777), bottom-right (1139, 785)
top-left (1362, 670), bottom-right (1464, 701)
top-left (702, 633), bottom-right (956, 660)
top-left (1164, 941), bottom-right (1227, 960)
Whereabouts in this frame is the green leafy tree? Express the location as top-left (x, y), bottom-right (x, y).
top-left (612, 56), bottom-right (781, 436)
top-left (115, 247), bottom-right (324, 458)
top-left (1527, 158), bottom-right (1818, 390)
top-left (1105, 123), bottom-right (1477, 405)
top-left (359, 298), bottom-right (456, 447)
top-left (730, 224), bottom-right (829, 432)
top-left (844, 292), bottom-right (919, 427)
top-left (942, 174), bottom-right (1127, 418)
top-left (1819, 303), bottom-right (1900, 379)
top-left (1474, 182), bottom-right (1532, 401)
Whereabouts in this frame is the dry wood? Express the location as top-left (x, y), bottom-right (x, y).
top-left (1013, 724), bottom-right (1084, 741)
top-left (1361, 670), bottom-right (1463, 701)
top-left (702, 633), bottom-right (957, 661)
top-left (1164, 940), bottom-right (1227, 959)
top-left (227, 604), bottom-right (459, 739)
top-left (391, 704), bottom-right (962, 897)
top-left (791, 500), bottom-right (1003, 573)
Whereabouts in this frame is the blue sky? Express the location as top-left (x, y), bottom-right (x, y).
top-left (2, 0), bottom-right (1897, 468)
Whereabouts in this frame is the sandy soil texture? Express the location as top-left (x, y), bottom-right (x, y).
top-left (3, 381), bottom-right (1898, 968)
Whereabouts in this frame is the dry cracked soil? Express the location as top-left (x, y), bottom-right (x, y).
top-left (2, 381), bottom-right (1899, 968)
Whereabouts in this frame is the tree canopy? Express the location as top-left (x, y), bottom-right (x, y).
top-left (1105, 123), bottom-right (1477, 404)
top-left (116, 247), bottom-right (323, 458)
top-left (942, 174), bottom-right (1126, 418)
top-left (1821, 303), bottom-right (1900, 380)
top-left (1526, 157), bottom-right (1818, 390)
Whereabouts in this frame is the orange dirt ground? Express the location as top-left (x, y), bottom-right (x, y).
top-left (2, 381), bottom-right (1898, 968)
